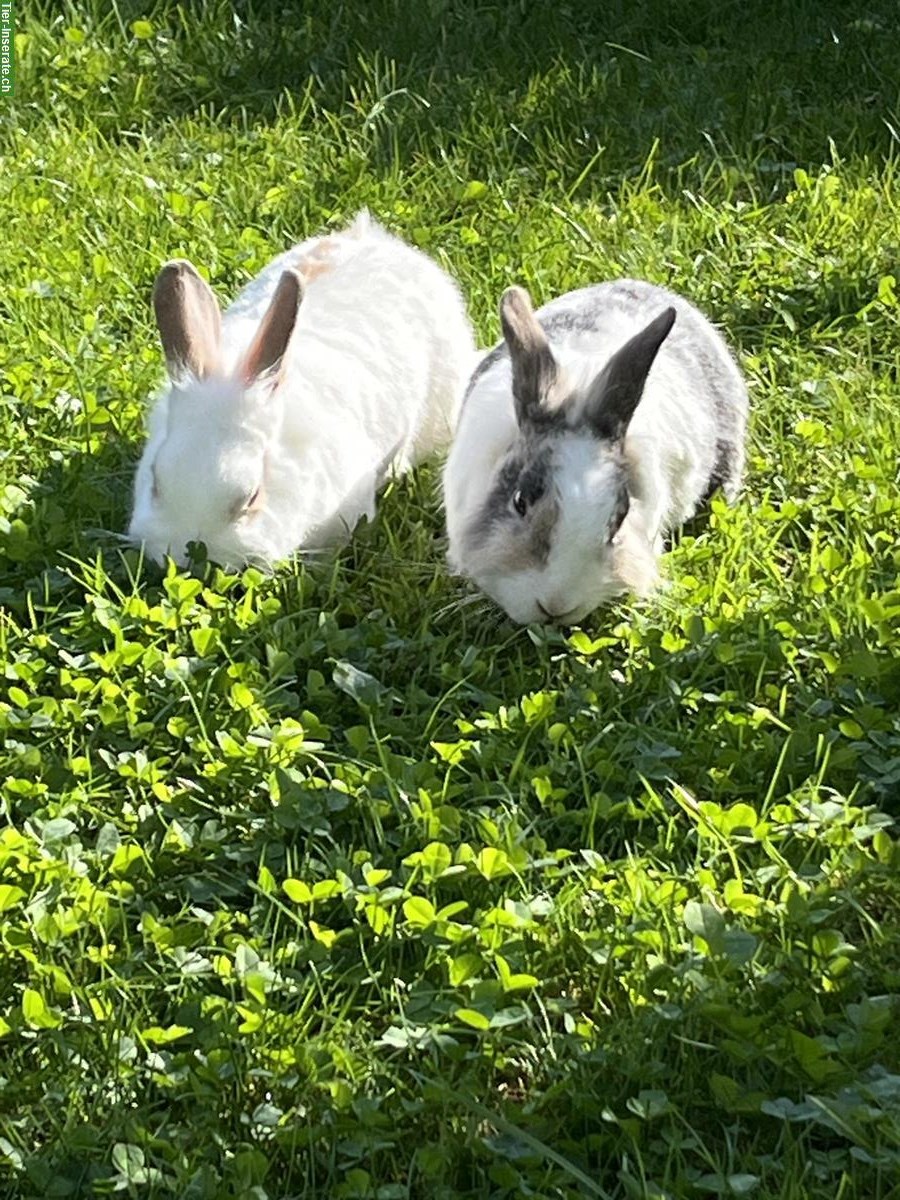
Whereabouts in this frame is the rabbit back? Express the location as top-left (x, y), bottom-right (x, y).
top-left (271, 217), bottom-right (474, 473)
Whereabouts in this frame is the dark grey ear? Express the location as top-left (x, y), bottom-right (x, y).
top-left (584, 307), bottom-right (676, 440)
top-left (500, 286), bottom-right (559, 427)
top-left (239, 269), bottom-right (304, 384)
top-left (153, 260), bottom-right (222, 380)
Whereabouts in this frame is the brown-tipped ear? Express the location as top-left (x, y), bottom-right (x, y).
top-left (500, 285), bottom-right (559, 427)
top-left (153, 260), bottom-right (222, 380)
top-left (584, 307), bottom-right (676, 441)
top-left (240, 269), bottom-right (304, 384)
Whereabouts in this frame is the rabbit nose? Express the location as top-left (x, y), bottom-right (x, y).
top-left (538, 599), bottom-right (580, 624)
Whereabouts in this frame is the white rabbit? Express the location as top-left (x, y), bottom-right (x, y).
top-left (443, 279), bottom-right (748, 624)
top-left (128, 211), bottom-right (475, 568)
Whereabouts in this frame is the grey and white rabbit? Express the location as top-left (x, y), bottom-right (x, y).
top-left (443, 279), bottom-right (749, 624)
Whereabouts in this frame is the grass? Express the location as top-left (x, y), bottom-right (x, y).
top-left (1, 0), bottom-right (900, 1196)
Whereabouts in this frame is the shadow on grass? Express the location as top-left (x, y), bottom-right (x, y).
top-left (0, 435), bottom-right (136, 610)
top-left (21, 0), bottom-right (900, 186)
top-left (4, 462), bottom-right (897, 1199)
top-left (108, 583), bottom-right (898, 1196)
top-left (9, 426), bottom-right (897, 879)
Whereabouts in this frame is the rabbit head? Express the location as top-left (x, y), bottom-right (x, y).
top-left (129, 260), bottom-right (303, 568)
top-left (446, 286), bottom-right (675, 624)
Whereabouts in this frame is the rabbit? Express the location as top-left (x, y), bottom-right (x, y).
top-left (443, 279), bottom-right (748, 624)
top-left (128, 210), bottom-right (476, 569)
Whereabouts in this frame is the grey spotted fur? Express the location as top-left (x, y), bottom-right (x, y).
top-left (443, 277), bottom-right (749, 624)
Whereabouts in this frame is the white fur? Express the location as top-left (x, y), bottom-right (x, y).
top-left (129, 212), bottom-right (475, 568)
top-left (444, 284), bottom-right (747, 624)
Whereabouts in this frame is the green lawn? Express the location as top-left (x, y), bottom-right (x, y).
top-left (2, 2), bottom-right (900, 1197)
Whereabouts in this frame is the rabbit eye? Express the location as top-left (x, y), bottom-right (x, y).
top-left (233, 485), bottom-right (263, 520)
top-left (513, 482), bottom-right (545, 517)
top-left (608, 487), bottom-right (630, 540)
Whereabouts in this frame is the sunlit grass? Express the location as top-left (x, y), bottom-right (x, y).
top-left (1, 2), bottom-right (899, 1197)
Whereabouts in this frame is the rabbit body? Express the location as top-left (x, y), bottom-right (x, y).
top-left (129, 212), bottom-right (475, 568)
top-left (443, 279), bottom-right (748, 624)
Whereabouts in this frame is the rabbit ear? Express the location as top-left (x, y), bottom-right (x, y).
top-left (240, 269), bottom-right (304, 384)
top-left (584, 307), bottom-right (676, 440)
top-left (153, 260), bottom-right (222, 380)
top-left (500, 286), bottom-right (559, 426)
